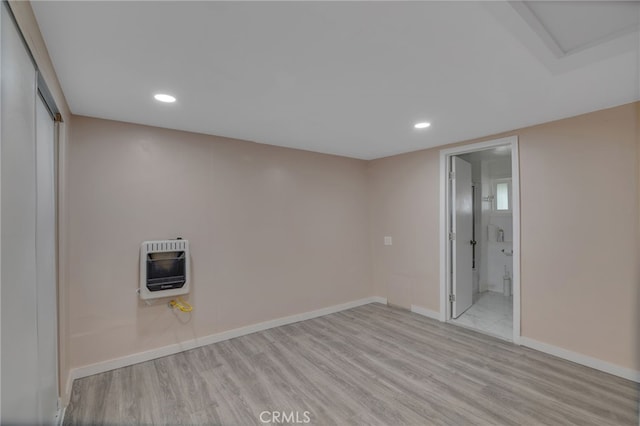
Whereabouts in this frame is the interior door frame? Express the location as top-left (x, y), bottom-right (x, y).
top-left (439, 136), bottom-right (521, 344)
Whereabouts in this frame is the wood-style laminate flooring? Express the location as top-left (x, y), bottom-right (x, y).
top-left (64, 303), bottom-right (638, 425)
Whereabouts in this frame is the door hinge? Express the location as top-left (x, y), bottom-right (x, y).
top-left (449, 294), bottom-right (455, 302)
top-left (449, 171), bottom-right (455, 180)
top-left (449, 232), bottom-right (456, 241)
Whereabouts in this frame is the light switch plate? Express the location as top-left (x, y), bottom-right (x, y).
top-left (384, 236), bottom-right (392, 246)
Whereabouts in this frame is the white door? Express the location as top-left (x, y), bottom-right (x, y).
top-left (1, 4), bottom-right (40, 423)
top-left (1, 4), bottom-right (59, 423)
top-left (36, 96), bottom-right (59, 424)
top-left (451, 156), bottom-right (473, 318)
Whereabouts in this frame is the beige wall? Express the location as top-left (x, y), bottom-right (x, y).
top-left (368, 102), bottom-right (639, 371)
top-left (519, 103), bottom-right (638, 370)
top-left (368, 150), bottom-right (440, 310)
top-left (67, 116), bottom-right (372, 369)
top-left (69, 103), bottom-right (638, 384)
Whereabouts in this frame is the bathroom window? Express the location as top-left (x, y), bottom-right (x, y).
top-left (493, 179), bottom-right (511, 212)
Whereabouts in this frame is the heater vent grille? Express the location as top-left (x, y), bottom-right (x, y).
top-left (144, 240), bottom-right (187, 253)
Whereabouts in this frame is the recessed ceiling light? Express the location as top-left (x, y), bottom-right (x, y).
top-left (154, 93), bottom-right (176, 103)
top-left (414, 122), bottom-right (431, 129)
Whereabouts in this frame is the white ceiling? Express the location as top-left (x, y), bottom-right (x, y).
top-left (522, 1), bottom-right (639, 55)
top-left (32, 1), bottom-right (639, 160)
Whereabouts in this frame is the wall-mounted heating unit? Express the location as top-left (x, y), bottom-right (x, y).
top-left (140, 239), bottom-right (190, 300)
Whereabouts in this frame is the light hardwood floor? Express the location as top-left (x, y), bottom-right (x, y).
top-left (64, 303), bottom-right (638, 425)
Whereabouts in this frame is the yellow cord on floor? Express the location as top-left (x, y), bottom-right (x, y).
top-left (169, 296), bottom-right (193, 313)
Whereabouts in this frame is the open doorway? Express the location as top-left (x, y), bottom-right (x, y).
top-left (439, 136), bottom-right (520, 343)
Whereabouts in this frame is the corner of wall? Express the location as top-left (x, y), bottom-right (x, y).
top-left (364, 160), bottom-right (381, 300)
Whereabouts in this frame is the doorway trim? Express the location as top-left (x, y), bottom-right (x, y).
top-left (439, 135), bottom-right (521, 344)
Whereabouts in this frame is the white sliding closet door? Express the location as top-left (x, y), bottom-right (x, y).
top-left (36, 97), bottom-right (58, 424)
top-left (1, 4), bottom-right (60, 424)
top-left (1, 4), bottom-right (39, 424)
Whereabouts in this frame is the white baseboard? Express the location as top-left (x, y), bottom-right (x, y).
top-left (369, 296), bottom-right (388, 305)
top-left (63, 370), bottom-right (74, 407)
top-left (56, 405), bottom-right (66, 426)
top-left (67, 296), bottom-right (387, 387)
top-left (410, 305), bottom-right (441, 321)
top-left (520, 337), bottom-right (640, 383)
